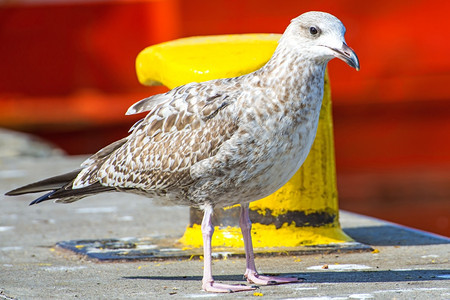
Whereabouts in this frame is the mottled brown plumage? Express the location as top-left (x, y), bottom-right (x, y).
top-left (7, 11), bottom-right (359, 293)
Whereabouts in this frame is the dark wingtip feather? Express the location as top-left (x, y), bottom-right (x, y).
top-left (5, 186), bottom-right (29, 196)
top-left (5, 190), bottom-right (16, 196)
top-left (29, 191), bottom-right (55, 206)
top-left (6, 169), bottom-right (115, 205)
top-left (5, 169), bottom-right (81, 196)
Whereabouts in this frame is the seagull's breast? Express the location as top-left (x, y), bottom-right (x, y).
top-left (241, 102), bottom-right (322, 199)
top-left (189, 90), bottom-right (323, 206)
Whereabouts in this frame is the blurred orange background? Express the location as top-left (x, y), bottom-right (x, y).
top-left (0, 0), bottom-right (449, 236)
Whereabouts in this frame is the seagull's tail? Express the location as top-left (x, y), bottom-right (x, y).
top-left (5, 170), bottom-right (115, 205)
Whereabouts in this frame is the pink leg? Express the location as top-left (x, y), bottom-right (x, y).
top-left (240, 204), bottom-right (302, 285)
top-left (201, 205), bottom-right (256, 293)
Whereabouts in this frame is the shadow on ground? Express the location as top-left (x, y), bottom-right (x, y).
top-left (123, 269), bottom-right (450, 283)
top-left (344, 225), bottom-right (450, 246)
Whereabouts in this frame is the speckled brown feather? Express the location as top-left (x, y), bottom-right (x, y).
top-left (73, 79), bottom-right (241, 197)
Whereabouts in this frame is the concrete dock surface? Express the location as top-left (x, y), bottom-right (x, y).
top-left (1, 152), bottom-right (449, 299)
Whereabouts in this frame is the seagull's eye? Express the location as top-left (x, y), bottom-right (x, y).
top-left (309, 26), bottom-right (319, 36)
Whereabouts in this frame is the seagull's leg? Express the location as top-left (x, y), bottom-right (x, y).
top-left (201, 204), bottom-right (256, 293)
top-left (240, 203), bottom-right (302, 285)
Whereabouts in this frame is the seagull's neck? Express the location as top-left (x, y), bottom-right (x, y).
top-left (255, 45), bottom-right (327, 107)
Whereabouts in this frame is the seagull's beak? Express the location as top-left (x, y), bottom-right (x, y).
top-left (330, 42), bottom-right (360, 71)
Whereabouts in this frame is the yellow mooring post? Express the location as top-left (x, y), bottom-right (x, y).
top-left (136, 34), bottom-right (354, 251)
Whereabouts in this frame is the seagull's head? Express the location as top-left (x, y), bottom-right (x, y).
top-left (281, 11), bottom-right (360, 71)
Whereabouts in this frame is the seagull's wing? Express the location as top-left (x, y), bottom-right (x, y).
top-left (73, 79), bottom-right (240, 192)
top-left (126, 82), bottom-right (198, 116)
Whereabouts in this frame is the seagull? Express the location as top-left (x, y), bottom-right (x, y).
top-left (6, 11), bottom-right (359, 293)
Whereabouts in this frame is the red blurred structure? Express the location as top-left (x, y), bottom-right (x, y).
top-left (1, 0), bottom-right (449, 236)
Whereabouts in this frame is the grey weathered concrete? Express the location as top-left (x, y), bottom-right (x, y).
top-left (0, 138), bottom-right (449, 299)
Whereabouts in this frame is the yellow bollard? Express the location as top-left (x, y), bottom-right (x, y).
top-left (136, 34), bottom-right (353, 250)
